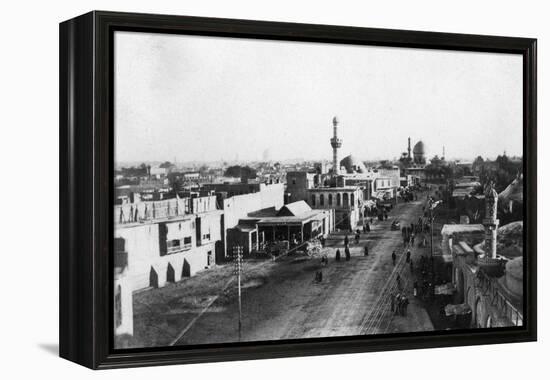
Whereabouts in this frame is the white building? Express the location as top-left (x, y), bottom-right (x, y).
top-left (114, 195), bottom-right (223, 337)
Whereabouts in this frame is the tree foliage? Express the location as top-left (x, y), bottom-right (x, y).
top-left (224, 165), bottom-right (257, 179)
top-left (476, 155), bottom-right (522, 192)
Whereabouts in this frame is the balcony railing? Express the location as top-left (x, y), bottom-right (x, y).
top-left (166, 243), bottom-right (192, 254)
top-left (115, 196), bottom-right (219, 225)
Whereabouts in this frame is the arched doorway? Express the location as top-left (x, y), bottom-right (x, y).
top-left (114, 285), bottom-right (122, 328)
top-left (166, 263), bottom-right (175, 283)
top-left (486, 315), bottom-right (492, 328)
top-left (455, 268), bottom-right (465, 303)
top-left (474, 297), bottom-right (483, 327)
top-left (182, 259), bottom-right (191, 278)
top-left (149, 267), bottom-right (159, 288)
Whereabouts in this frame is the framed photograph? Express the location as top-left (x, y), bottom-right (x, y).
top-left (59, 11), bottom-right (537, 369)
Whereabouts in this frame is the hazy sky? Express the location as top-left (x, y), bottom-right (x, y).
top-left (114, 31), bottom-right (523, 164)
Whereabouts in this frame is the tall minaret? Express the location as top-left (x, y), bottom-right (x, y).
top-left (483, 182), bottom-right (499, 259)
top-left (407, 137), bottom-right (411, 159)
top-left (330, 116), bottom-right (343, 175)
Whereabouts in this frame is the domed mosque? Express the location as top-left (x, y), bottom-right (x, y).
top-left (413, 140), bottom-right (426, 165)
top-left (340, 154), bottom-right (367, 174)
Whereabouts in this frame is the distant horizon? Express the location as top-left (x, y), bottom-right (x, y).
top-left (115, 32), bottom-right (523, 164)
top-left (115, 152), bottom-right (523, 169)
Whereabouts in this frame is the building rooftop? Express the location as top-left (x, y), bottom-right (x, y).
top-left (308, 186), bottom-right (360, 192)
top-left (452, 188), bottom-right (478, 198)
top-left (441, 224), bottom-right (485, 235)
top-left (454, 181), bottom-right (481, 188)
top-left (277, 201), bottom-right (311, 217)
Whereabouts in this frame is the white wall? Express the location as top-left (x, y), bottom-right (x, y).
top-left (116, 215), bottom-right (220, 290)
top-left (2, 1), bottom-right (547, 379)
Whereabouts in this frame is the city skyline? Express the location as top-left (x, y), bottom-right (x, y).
top-left (115, 32), bottom-right (523, 164)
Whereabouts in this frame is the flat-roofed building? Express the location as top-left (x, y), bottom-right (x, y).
top-left (307, 186), bottom-right (363, 231)
top-left (113, 195), bottom-right (223, 338)
top-left (227, 201), bottom-right (334, 255)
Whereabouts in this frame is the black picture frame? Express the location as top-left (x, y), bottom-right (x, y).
top-left (59, 10), bottom-right (537, 369)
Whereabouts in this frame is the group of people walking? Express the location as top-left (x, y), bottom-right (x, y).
top-left (402, 219), bottom-right (430, 248)
top-left (391, 293), bottom-right (409, 316)
top-left (412, 254), bottom-right (436, 301)
top-left (315, 219), bottom-right (374, 283)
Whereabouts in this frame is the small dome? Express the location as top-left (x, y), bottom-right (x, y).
top-left (505, 257), bottom-right (523, 279)
top-left (413, 141), bottom-right (425, 155)
top-left (497, 221), bottom-right (523, 259)
top-left (340, 154), bottom-right (366, 174)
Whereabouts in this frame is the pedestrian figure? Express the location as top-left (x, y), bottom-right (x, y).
top-left (315, 271), bottom-right (323, 283)
top-left (392, 293), bottom-right (401, 315)
top-left (345, 246), bottom-right (351, 261)
top-left (355, 233), bottom-right (360, 244)
top-left (396, 294), bottom-right (403, 315)
top-left (344, 235), bottom-right (349, 246)
top-left (396, 273), bottom-right (401, 289)
top-left (335, 249), bottom-right (341, 261)
top-left (402, 297), bottom-right (409, 316)
top-left (364, 244), bottom-right (369, 256)
top-left (392, 251), bottom-right (397, 266)
top-left (366, 223), bottom-right (370, 232)
top-left (406, 250), bottom-right (411, 263)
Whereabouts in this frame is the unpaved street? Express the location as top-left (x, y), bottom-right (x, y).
top-left (175, 196), bottom-right (434, 346)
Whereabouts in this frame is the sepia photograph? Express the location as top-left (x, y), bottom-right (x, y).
top-left (113, 31), bottom-right (525, 349)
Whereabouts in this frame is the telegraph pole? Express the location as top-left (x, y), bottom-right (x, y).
top-left (233, 246), bottom-right (243, 341)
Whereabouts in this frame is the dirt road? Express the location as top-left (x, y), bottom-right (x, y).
top-left (175, 197), bottom-right (434, 346)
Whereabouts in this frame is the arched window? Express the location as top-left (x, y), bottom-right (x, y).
top-left (320, 194), bottom-right (325, 206)
top-left (336, 193), bottom-right (341, 206)
top-left (351, 193), bottom-right (355, 207)
top-left (343, 193), bottom-right (349, 207)
top-left (311, 194), bottom-right (316, 206)
top-left (328, 194), bottom-right (333, 206)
